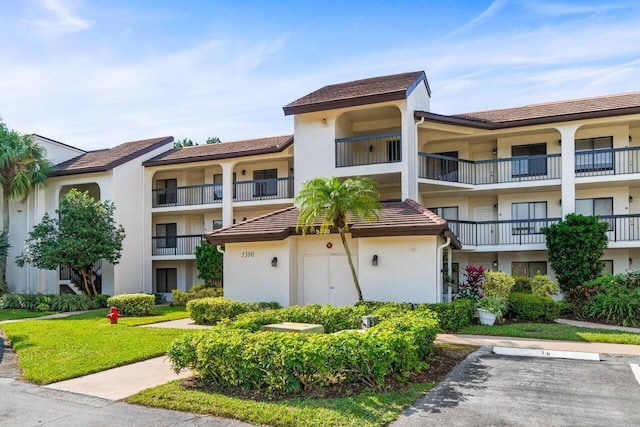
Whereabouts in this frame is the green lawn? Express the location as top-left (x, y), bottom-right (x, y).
top-left (0, 309), bottom-right (56, 321)
top-left (1, 306), bottom-right (193, 384)
top-left (459, 322), bottom-right (640, 345)
top-left (126, 343), bottom-right (475, 427)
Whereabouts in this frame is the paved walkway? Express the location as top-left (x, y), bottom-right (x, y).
top-left (556, 318), bottom-right (640, 334)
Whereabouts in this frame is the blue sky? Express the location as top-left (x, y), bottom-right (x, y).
top-left (2, 0), bottom-right (640, 150)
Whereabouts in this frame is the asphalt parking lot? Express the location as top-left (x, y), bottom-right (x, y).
top-left (392, 347), bottom-right (640, 427)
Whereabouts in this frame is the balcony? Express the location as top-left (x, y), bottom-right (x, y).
top-left (418, 152), bottom-right (561, 185)
top-left (419, 146), bottom-right (640, 186)
top-left (152, 235), bottom-right (202, 256)
top-left (448, 214), bottom-right (640, 247)
top-left (152, 177), bottom-right (294, 208)
top-left (335, 132), bottom-right (401, 167)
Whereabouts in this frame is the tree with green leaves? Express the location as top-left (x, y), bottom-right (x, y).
top-left (0, 231), bottom-right (9, 260)
top-left (16, 189), bottom-right (125, 296)
top-left (174, 136), bottom-right (222, 148)
top-left (541, 213), bottom-right (609, 292)
top-left (195, 242), bottom-right (223, 288)
top-left (296, 176), bottom-right (381, 301)
top-left (0, 125), bottom-right (54, 291)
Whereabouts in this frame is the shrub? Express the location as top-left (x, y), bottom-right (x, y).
top-left (483, 271), bottom-right (514, 298)
top-left (530, 274), bottom-right (560, 297)
top-left (188, 298), bottom-right (281, 325)
top-left (612, 270), bottom-right (640, 289)
top-left (171, 286), bottom-right (223, 307)
top-left (566, 285), bottom-right (602, 318)
top-left (50, 294), bottom-right (93, 312)
top-left (91, 294), bottom-right (111, 309)
top-left (168, 306), bottom-right (439, 394)
top-left (456, 265), bottom-right (485, 300)
top-left (586, 279), bottom-right (640, 327)
top-left (107, 293), bottom-right (155, 316)
top-left (508, 293), bottom-right (560, 321)
top-left (511, 275), bottom-right (531, 293)
top-left (152, 293), bottom-right (167, 305)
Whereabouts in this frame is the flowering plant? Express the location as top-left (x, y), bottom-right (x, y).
top-left (456, 265), bottom-right (485, 300)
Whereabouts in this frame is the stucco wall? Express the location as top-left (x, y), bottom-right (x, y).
top-left (358, 235), bottom-right (440, 303)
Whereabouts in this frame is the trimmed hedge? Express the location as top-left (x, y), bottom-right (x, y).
top-left (168, 304), bottom-right (439, 394)
top-left (355, 298), bottom-right (475, 331)
top-left (171, 285), bottom-right (223, 307)
top-left (508, 292), bottom-right (560, 322)
top-left (0, 293), bottom-right (109, 312)
top-left (187, 297), bottom-right (281, 325)
top-left (106, 293), bottom-right (155, 316)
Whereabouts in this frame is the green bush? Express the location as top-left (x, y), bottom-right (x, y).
top-left (171, 286), bottom-right (223, 307)
top-left (152, 293), bottom-right (167, 305)
top-left (50, 294), bottom-right (93, 312)
top-left (508, 293), bottom-right (560, 321)
top-left (168, 307), bottom-right (439, 394)
top-left (587, 281), bottom-right (640, 327)
top-left (477, 295), bottom-right (508, 320)
top-left (511, 275), bottom-right (531, 293)
top-left (356, 299), bottom-right (475, 331)
top-left (483, 271), bottom-right (515, 298)
top-left (91, 294), bottom-right (111, 309)
top-left (566, 285), bottom-right (602, 318)
top-left (612, 270), bottom-right (640, 289)
top-left (188, 298), bottom-right (281, 325)
top-left (106, 293), bottom-right (155, 316)
top-left (530, 274), bottom-right (560, 297)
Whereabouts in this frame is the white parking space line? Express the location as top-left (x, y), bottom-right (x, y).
top-left (493, 347), bottom-right (600, 361)
top-left (630, 364), bottom-right (640, 385)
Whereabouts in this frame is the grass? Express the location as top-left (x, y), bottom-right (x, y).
top-left (459, 322), bottom-right (640, 345)
top-left (0, 306), bottom-right (193, 384)
top-left (126, 343), bottom-right (475, 427)
top-left (0, 309), bottom-right (56, 321)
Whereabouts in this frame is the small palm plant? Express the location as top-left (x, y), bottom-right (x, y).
top-left (296, 176), bottom-right (381, 301)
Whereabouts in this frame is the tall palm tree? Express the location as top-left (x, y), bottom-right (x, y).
top-left (0, 125), bottom-right (54, 291)
top-left (296, 176), bottom-right (381, 301)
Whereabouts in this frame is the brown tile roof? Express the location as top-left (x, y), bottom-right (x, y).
top-left (283, 71), bottom-right (430, 115)
top-left (53, 136), bottom-right (174, 177)
top-left (143, 135), bottom-right (294, 167)
top-left (204, 199), bottom-right (461, 248)
top-left (416, 91), bottom-right (640, 129)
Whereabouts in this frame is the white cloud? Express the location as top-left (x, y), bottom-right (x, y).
top-left (447, 0), bottom-right (509, 37)
top-left (23, 0), bottom-right (93, 34)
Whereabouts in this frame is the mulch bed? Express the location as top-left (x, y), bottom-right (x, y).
top-left (179, 343), bottom-right (477, 401)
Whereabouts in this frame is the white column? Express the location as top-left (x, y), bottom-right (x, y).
top-left (402, 110), bottom-right (418, 201)
top-left (221, 161), bottom-right (237, 226)
top-left (556, 124), bottom-right (581, 218)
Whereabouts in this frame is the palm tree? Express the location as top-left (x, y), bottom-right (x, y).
top-left (296, 176), bottom-right (381, 301)
top-left (0, 125), bottom-right (54, 291)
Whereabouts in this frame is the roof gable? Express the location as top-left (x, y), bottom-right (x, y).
top-left (204, 199), bottom-right (461, 248)
top-left (53, 136), bottom-right (174, 177)
top-left (143, 135), bottom-right (293, 167)
top-left (283, 71), bottom-right (430, 116)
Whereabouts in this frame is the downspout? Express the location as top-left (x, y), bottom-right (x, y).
top-left (216, 244), bottom-right (225, 253)
top-left (436, 237), bottom-right (451, 303)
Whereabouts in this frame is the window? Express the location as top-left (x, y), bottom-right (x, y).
top-left (512, 143), bottom-right (547, 177)
top-left (426, 151), bottom-right (459, 182)
top-left (575, 136), bottom-right (613, 172)
top-left (156, 178), bottom-right (177, 205)
top-left (512, 202), bottom-right (547, 234)
top-left (601, 260), bottom-right (613, 275)
top-left (387, 139), bottom-right (401, 162)
top-left (253, 169), bottom-right (278, 197)
top-left (576, 197), bottom-right (613, 230)
top-left (213, 173), bottom-right (236, 200)
top-left (428, 207), bottom-right (459, 235)
top-left (156, 223), bottom-right (177, 248)
top-left (212, 219), bottom-right (223, 230)
top-left (512, 261), bottom-right (547, 278)
top-left (156, 268), bottom-right (177, 293)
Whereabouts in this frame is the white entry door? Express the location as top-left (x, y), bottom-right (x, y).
top-left (302, 255), bottom-right (358, 306)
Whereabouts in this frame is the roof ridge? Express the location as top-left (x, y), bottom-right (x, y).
top-left (207, 206), bottom-right (298, 236)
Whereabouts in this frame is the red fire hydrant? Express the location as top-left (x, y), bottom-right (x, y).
top-left (107, 307), bottom-right (121, 324)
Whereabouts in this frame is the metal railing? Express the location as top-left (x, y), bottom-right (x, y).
top-left (418, 152), bottom-right (562, 185)
top-left (448, 214), bottom-right (640, 247)
top-left (575, 147), bottom-right (640, 177)
top-left (234, 177), bottom-right (294, 202)
top-left (152, 177), bottom-right (294, 207)
top-left (152, 235), bottom-right (202, 256)
top-left (335, 132), bottom-right (402, 167)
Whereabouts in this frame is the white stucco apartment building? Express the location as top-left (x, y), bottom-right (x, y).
top-left (4, 71), bottom-right (640, 306)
